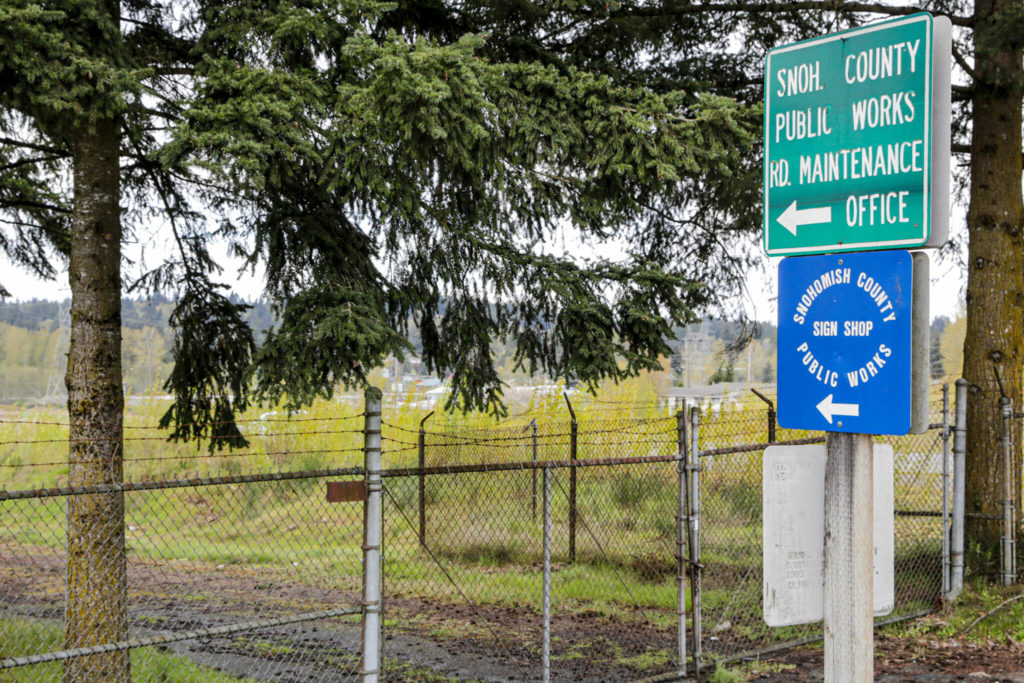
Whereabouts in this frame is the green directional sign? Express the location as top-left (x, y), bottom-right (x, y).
top-left (763, 13), bottom-right (950, 256)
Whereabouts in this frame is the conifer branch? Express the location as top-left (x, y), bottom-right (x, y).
top-left (0, 198), bottom-right (71, 214)
top-left (616, 2), bottom-right (973, 27)
top-left (0, 155), bottom-right (66, 172)
top-left (0, 137), bottom-right (68, 157)
top-left (612, 105), bottom-right (696, 123)
top-left (152, 67), bottom-right (196, 77)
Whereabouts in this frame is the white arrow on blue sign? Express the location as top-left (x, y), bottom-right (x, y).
top-left (777, 250), bottom-right (913, 435)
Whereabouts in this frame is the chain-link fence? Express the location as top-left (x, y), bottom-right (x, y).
top-left (694, 393), bottom-right (950, 666)
top-left (3, 388), bottom-right (957, 681)
top-left (1, 414), bottom-right (367, 682)
top-left (375, 389), bottom-right (953, 679)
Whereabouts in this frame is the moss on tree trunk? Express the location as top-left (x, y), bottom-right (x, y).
top-left (63, 113), bottom-right (128, 681)
top-left (963, 0), bottom-right (1024, 568)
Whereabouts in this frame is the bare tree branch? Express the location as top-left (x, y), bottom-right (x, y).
top-left (952, 44), bottom-right (979, 82)
top-left (952, 83), bottom-right (973, 101)
top-left (617, 3), bottom-right (973, 28)
top-left (958, 593), bottom-right (1024, 636)
top-left (0, 155), bottom-right (67, 173)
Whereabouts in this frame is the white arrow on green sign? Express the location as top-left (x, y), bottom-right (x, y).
top-left (762, 13), bottom-right (951, 256)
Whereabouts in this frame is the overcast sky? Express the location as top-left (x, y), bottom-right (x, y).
top-left (1, 237), bottom-right (965, 323)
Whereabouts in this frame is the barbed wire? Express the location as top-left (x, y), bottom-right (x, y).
top-left (0, 427), bottom-right (365, 447)
top-left (0, 413), bottom-right (364, 430)
top-left (380, 445), bottom-right (418, 457)
top-left (0, 446), bottom-right (366, 469)
top-left (574, 438), bottom-right (677, 447)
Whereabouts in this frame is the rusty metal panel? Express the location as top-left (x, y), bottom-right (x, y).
top-left (326, 481), bottom-right (366, 503)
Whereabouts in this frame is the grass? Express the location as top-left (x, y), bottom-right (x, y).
top-left (0, 617), bottom-right (254, 682)
top-left (383, 658), bottom-right (471, 682)
top-left (888, 580), bottom-right (1024, 643)
top-left (617, 647), bottom-right (673, 669)
top-left (733, 659), bottom-right (797, 679)
top-left (706, 661), bottom-right (747, 683)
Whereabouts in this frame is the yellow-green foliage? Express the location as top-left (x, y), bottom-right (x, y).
top-left (0, 376), bottom-right (953, 648)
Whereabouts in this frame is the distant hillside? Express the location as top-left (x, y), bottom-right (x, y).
top-left (0, 297), bottom-right (275, 402)
top-left (0, 296), bottom-right (778, 402)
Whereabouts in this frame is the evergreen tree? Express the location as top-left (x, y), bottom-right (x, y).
top-left (494, 0), bottom-right (1016, 568)
top-left (395, 0), bottom-right (1022, 566)
top-left (708, 361), bottom-right (735, 384)
top-left (1, 1), bottom-right (756, 674)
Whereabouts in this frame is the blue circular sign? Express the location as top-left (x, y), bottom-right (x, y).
top-left (778, 250), bottom-right (913, 434)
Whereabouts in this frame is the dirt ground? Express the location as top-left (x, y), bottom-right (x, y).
top-left (743, 628), bottom-right (1024, 682)
top-left (5, 547), bottom-right (1024, 682)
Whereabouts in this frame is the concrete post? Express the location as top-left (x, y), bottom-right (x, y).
top-left (823, 432), bottom-right (874, 683)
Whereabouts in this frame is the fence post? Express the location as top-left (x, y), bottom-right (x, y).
top-left (542, 465), bottom-right (552, 683)
top-left (687, 406), bottom-right (702, 675)
top-left (1000, 396), bottom-right (1017, 586)
top-left (565, 393), bottom-right (577, 564)
top-left (418, 411), bottom-right (434, 547)
top-left (949, 378), bottom-right (968, 599)
top-left (941, 383), bottom-right (951, 597)
top-left (675, 409), bottom-right (688, 677)
top-left (750, 388), bottom-right (776, 443)
top-left (362, 387), bottom-right (383, 682)
top-left (527, 418), bottom-right (539, 523)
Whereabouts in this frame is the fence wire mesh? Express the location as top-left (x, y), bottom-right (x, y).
top-left (1, 414), bottom-right (366, 682)
top-left (696, 395), bottom-right (948, 665)
top-left (3, 390), bottom-right (952, 681)
top-left (377, 395), bottom-right (948, 678)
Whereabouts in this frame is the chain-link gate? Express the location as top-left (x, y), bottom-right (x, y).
top-left (375, 388), bottom-right (958, 680)
top-left (693, 395), bottom-right (951, 667)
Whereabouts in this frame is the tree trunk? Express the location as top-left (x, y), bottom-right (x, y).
top-left (63, 112), bottom-right (128, 680)
top-left (963, 0), bottom-right (1024, 568)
